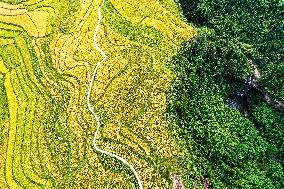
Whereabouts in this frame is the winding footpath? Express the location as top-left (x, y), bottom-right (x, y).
top-left (87, 0), bottom-right (144, 188)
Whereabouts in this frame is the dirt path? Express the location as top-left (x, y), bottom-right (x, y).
top-left (87, 0), bottom-right (143, 188)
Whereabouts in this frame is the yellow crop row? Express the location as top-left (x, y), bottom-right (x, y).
top-left (0, 0), bottom-right (196, 188)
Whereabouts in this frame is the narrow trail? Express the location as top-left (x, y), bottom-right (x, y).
top-left (86, 0), bottom-right (144, 188)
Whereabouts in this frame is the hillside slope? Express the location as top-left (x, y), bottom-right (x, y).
top-left (0, 0), bottom-right (196, 188)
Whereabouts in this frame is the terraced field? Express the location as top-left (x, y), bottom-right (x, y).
top-left (0, 0), bottom-right (196, 188)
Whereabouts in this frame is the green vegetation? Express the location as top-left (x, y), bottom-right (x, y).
top-left (253, 103), bottom-right (284, 167)
top-left (179, 0), bottom-right (284, 100)
top-left (167, 0), bottom-right (284, 188)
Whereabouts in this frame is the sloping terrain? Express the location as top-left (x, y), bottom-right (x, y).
top-left (0, 0), bottom-right (196, 188)
top-left (167, 0), bottom-right (284, 188)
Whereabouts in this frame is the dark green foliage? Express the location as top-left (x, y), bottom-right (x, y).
top-left (168, 0), bottom-right (284, 187)
top-left (176, 29), bottom-right (252, 91)
top-left (253, 103), bottom-right (284, 166)
top-left (261, 63), bottom-right (284, 101)
top-left (179, 0), bottom-right (284, 98)
top-left (167, 33), bottom-right (284, 188)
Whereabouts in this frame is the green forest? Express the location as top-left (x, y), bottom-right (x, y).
top-left (167, 0), bottom-right (284, 188)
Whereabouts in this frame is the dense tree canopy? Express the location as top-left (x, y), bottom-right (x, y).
top-left (167, 0), bottom-right (284, 188)
top-left (179, 0), bottom-right (284, 100)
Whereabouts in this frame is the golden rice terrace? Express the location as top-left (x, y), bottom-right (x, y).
top-left (0, 0), bottom-right (196, 188)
